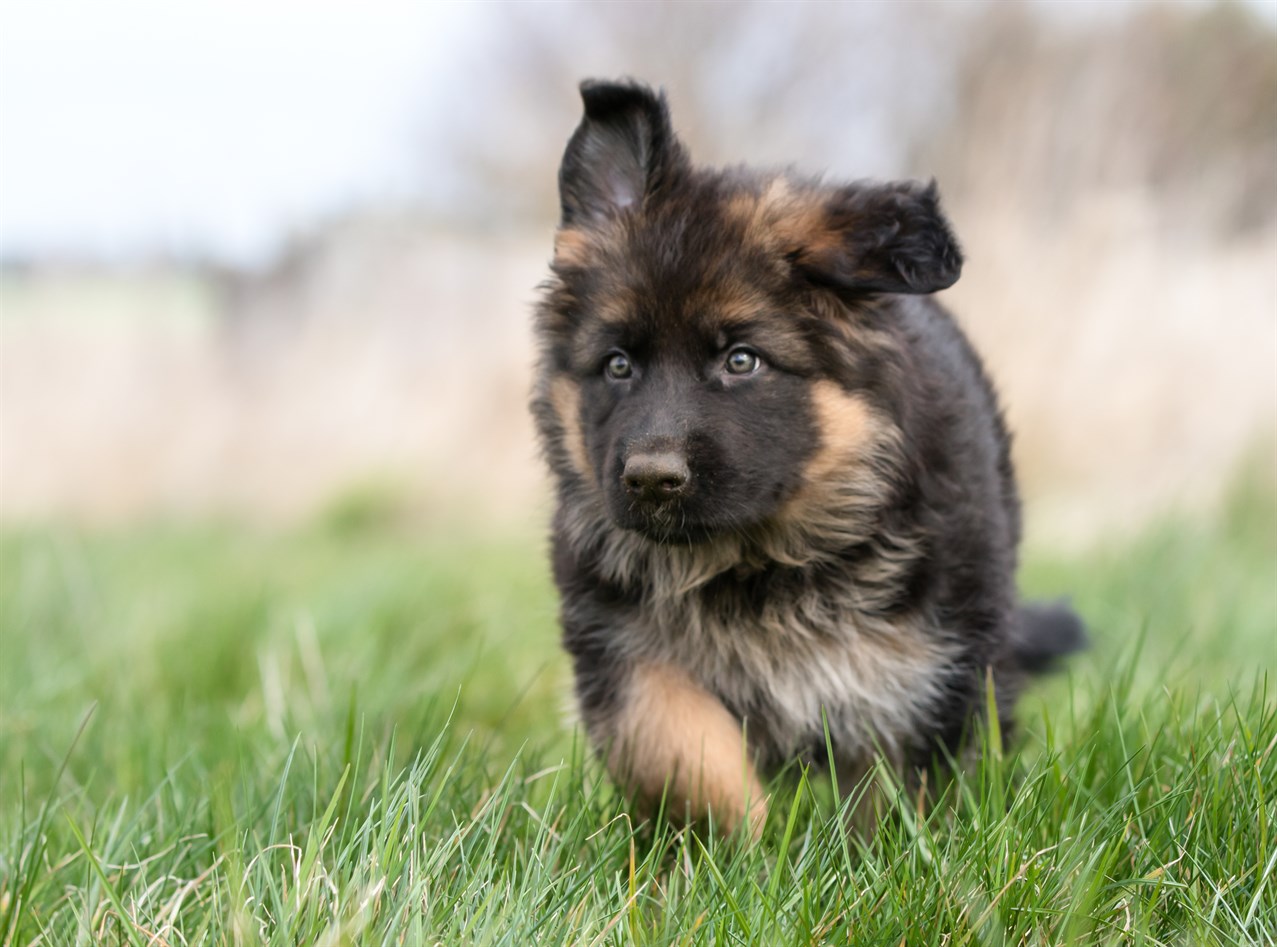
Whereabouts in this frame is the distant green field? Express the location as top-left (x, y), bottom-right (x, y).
top-left (2, 467), bottom-right (1274, 945)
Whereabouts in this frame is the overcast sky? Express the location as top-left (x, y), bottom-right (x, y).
top-left (0, 0), bottom-right (482, 264)
top-left (2, 0), bottom-right (1273, 267)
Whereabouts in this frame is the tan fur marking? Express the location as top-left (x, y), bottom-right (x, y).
top-left (713, 292), bottom-right (768, 324)
top-left (724, 175), bottom-right (846, 272)
top-left (548, 375), bottom-right (591, 480)
top-left (723, 190), bottom-right (757, 221)
top-left (592, 285), bottom-right (635, 325)
top-left (765, 189), bottom-right (828, 253)
top-left (686, 283), bottom-right (770, 325)
top-left (608, 663), bottom-right (767, 837)
top-left (805, 381), bottom-right (877, 481)
top-left (760, 176), bottom-right (792, 207)
top-left (726, 177), bottom-right (793, 226)
top-left (773, 380), bottom-right (892, 538)
top-left (553, 228), bottom-right (593, 268)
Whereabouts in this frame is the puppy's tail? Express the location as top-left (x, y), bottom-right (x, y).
top-left (1011, 600), bottom-right (1088, 674)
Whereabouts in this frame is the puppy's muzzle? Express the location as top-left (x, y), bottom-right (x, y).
top-left (622, 452), bottom-right (690, 503)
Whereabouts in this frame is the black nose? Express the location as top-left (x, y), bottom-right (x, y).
top-left (622, 452), bottom-right (690, 501)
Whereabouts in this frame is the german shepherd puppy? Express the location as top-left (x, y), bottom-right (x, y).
top-left (532, 79), bottom-right (1084, 836)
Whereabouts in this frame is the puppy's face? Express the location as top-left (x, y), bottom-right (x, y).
top-left (565, 230), bottom-right (821, 543)
top-left (536, 81), bottom-right (963, 544)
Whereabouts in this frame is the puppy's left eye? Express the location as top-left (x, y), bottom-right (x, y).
top-left (724, 347), bottom-right (761, 375)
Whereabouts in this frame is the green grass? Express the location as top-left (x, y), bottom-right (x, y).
top-left (2, 469), bottom-right (1274, 945)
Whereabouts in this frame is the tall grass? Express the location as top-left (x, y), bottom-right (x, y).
top-left (1, 469), bottom-right (1273, 944)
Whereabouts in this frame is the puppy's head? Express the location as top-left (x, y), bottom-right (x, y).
top-left (534, 79), bottom-right (962, 544)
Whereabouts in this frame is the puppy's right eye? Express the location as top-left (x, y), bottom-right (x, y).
top-left (604, 352), bottom-right (633, 380)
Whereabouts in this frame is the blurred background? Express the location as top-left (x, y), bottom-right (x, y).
top-left (2, 0), bottom-right (1274, 546)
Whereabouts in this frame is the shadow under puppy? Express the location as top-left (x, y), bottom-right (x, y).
top-left (531, 79), bottom-right (1085, 837)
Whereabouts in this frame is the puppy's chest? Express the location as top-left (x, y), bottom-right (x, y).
top-left (634, 579), bottom-right (953, 767)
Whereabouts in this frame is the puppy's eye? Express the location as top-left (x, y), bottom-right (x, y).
top-left (724, 347), bottom-right (761, 375)
top-left (604, 352), bottom-right (633, 380)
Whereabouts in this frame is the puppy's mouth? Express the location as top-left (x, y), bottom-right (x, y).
top-left (611, 498), bottom-right (714, 545)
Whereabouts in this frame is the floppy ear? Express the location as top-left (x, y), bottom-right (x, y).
top-left (558, 79), bottom-right (685, 227)
top-left (793, 180), bottom-right (963, 295)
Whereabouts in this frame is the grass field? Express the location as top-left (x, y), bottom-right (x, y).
top-left (2, 466), bottom-right (1275, 946)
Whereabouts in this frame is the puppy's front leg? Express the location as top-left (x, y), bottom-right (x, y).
top-left (604, 662), bottom-right (767, 838)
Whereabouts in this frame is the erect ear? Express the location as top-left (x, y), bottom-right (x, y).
top-left (558, 79), bottom-right (685, 227)
top-left (791, 180), bottom-right (963, 295)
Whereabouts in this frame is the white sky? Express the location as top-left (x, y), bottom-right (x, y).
top-left (1, 0), bottom-right (1273, 266)
top-left (0, 0), bottom-right (479, 264)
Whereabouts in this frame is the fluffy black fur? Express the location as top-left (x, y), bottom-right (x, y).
top-left (531, 79), bottom-right (1085, 826)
